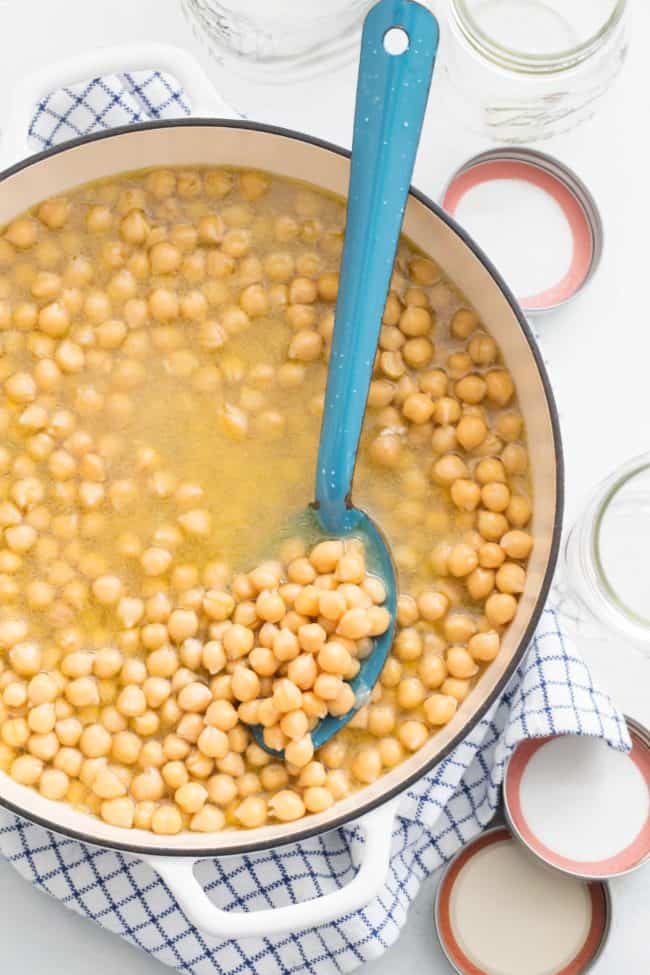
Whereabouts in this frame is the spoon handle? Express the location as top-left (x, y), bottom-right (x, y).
top-left (315, 0), bottom-right (439, 532)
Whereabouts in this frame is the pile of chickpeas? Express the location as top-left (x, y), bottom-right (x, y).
top-left (228, 539), bottom-right (390, 760)
top-left (0, 165), bottom-right (533, 833)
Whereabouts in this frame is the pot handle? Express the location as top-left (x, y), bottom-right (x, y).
top-left (0, 41), bottom-right (240, 169)
top-left (144, 798), bottom-right (399, 940)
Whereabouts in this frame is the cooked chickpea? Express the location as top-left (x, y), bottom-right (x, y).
top-left (496, 411), bottom-right (524, 442)
top-left (349, 746), bottom-right (380, 783)
top-left (231, 667), bottom-right (260, 703)
top-left (485, 370), bottom-right (515, 406)
top-left (28, 672), bottom-right (59, 705)
top-left (485, 592), bottom-right (518, 626)
top-left (468, 630), bottom-right (501, 661)
top-left (116, 684), bottom-right (146, 717)
top-left (66, 676), bottom-right (99, 708)
top-left (11, 754), bottom-right (43, 785)
top-left (446, 647), bottom-right (479, 679)
top-left (394, 628), bottom-right (423, 662)
top-left (5, 372), bottom-right (36, 404)
top-left (370, 431), bottom-right (403, 468)
top-left (440, 677), bottom-right (470, 703)
top-left (502, 443), bottom-right (528, 475)
top-left (173, 781), bottom-right (207, 814)
top-left (418, 652), bottom-right (447, 690)
top-left (298, 786), bottom-right (332, 813)
top-left (336, 609), bottom-right (371, 640)
top-left (424, 693), bottom-right (458, 726)
top-left (481, 482), bottom-right (511, 513)
top-left (449, 478), bottom-right (480, 512)
top-left (478, 510), bottom-right (509, 542)
top-left (478, 542), bottom-right (506, 569)
top-left (268, 790), bottom-right (305, 822)
top-left (190, 804), bottom-right (226, 832)
top-left (402, 392), bottom-right (435, 425)
top-left (79, 723), bottom-right (111, 758)
top-left (176, 681), bottom-right (212, 717)
top-left (140, 547), bottom-right (173, 576)
top-left (151, 804), bottom-right (183, 835)
top-left (507, 495), bottom-right (532, 527)
top-left (397, 720), bottom-right (428, 752)
top-left (100, 796), bottom-right (135, 828)
top-left (444, 613), bottom-right (478, 644)
top-left (432, 454), bottom-right (469, 486)
top-left (447, 543), bottom-right (479, 578)
top-left (296, 621), bottom-right (324, 652)
top-left (466, 567), bottom-right (495, 601)
top-left (38, 197), bottom-right (70, 230)
top-left (234, 795), bottom-right (267, 828)
top-left (312, 640), bottom-right (348, 675)
top-left (397, 677), bottom-right (426, 710)
top-left (92, 574), bottom-right (122, 605)
top-left (500, 530), bottom-right (533, 560)
top-left (456, 415), bottom-right (487, 451)
top-left (450, 308), bottom-right (479, 338)
top-left (455, 375), bottom-right (486, 404)
top-left (496, 562), bottom-right (526, 594)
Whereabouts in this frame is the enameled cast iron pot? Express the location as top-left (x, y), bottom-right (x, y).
top-left (0, 43), bottom-right (563, 938)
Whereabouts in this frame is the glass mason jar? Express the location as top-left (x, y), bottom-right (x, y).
top-left (442, 0), bottom-right (628, 143)
top-left (564, 453), bottom-right (650, 656)
top-left (182, 0), bottom-right (374, 83)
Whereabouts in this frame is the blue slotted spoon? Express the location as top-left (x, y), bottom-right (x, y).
top-left (252, 0), bottom-right (439, 755)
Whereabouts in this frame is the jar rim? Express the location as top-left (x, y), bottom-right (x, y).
top-left (450, 0), bottom-right (627, 75)
top-left (593, 458), bottom-right (650, 630)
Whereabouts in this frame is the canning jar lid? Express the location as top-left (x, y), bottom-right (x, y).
top-left (441, 148), bottom-right (603, 313)
top-left (434, 825), bottom-right (611, 975)
top-left (503, 716), bottom-right (650, 879)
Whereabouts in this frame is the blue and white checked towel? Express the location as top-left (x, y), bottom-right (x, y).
top-left (0, 71), bottom-right (631, 975)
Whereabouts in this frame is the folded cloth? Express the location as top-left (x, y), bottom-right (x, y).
top-left (0, 71), bottom-right (631, 975)
top-left (27, 70), bottom-right (191, 153)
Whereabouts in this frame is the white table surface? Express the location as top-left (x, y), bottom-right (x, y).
top-left (0, 1), bottom-right (649, 972)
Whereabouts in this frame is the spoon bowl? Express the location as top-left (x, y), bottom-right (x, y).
top-left (264, 505), bottom-right (398, 750)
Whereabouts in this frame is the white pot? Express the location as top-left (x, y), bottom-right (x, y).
top-left (0, 41), bottom-right (563, 940)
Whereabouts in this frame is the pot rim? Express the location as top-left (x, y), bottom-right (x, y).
top-left (0, 117), bottom-right (564, 857)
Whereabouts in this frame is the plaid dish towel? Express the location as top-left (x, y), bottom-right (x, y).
top-left (27, 70), bottom-right (193, 153)
top-left (0, 71), bottom-right (631, 975)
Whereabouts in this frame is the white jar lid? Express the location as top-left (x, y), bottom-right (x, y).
top-left (503, 717), bottom-right (650, 879)
top-left (434, 826), bottom-right (610, 975)
top-left (441, 148), bottom-right (603, 313)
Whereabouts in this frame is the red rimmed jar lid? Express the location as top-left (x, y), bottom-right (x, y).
top-left (441, 148), bottom-right (603, 313)
top-left (434, 826), bottom-right (610, 975)
top-left (503, 717), bottom-right (650, 880)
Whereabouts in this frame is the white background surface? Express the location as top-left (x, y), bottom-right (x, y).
top-left (0, 0), bottom-right (649, 972)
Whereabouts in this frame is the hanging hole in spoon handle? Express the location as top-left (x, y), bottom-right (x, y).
top-left (314, 0), bottom-right (440, 535)
top-left (384, 26), bottom-right (410, 55)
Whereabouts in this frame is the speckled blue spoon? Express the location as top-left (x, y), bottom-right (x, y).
top-left (252, 0), bottom-right (439, 756)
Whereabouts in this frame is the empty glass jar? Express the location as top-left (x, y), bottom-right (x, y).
top-left (182, 0), bottom-right (374, 82)
top-left (564, 453), bottom-right (650, 656)
top-left (442, 0), bottom-right (628, 142)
